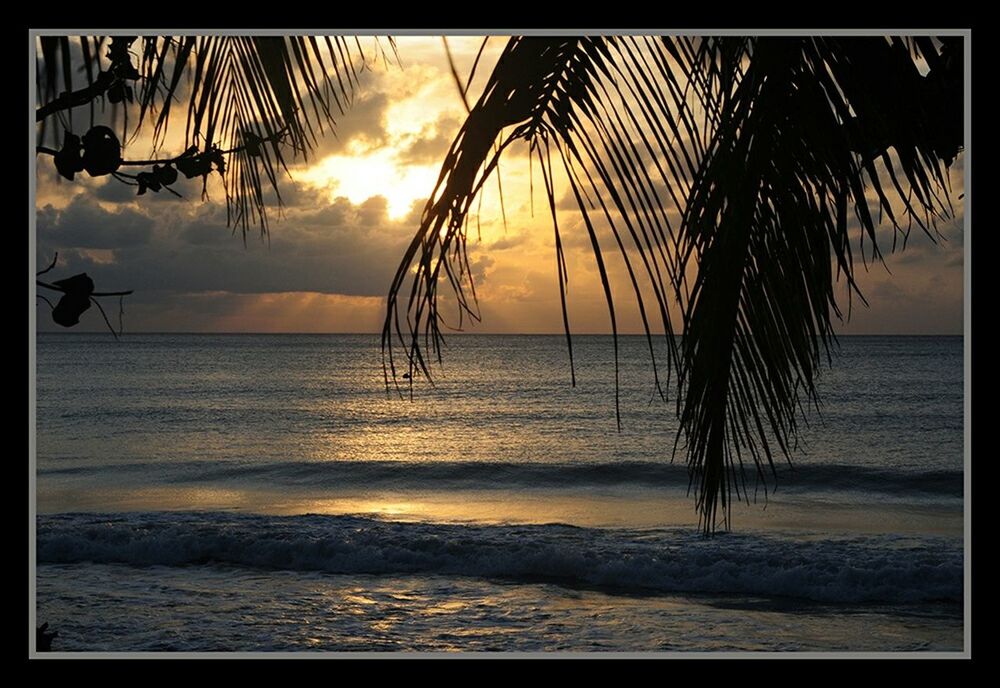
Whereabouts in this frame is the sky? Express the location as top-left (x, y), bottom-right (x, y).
top-left (34, 36), bottom-right (966, 335)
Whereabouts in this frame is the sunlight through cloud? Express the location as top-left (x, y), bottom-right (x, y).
top-left (298, 148), bottom-right (438, 220)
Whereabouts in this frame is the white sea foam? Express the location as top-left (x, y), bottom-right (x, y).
top-left (37, 512), bottom-right (962, 605)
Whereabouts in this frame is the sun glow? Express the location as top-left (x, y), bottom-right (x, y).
top-left (298, 148), bottom-right (439, 220)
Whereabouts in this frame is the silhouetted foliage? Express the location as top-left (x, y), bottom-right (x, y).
top-left (36, 254), bottom-right (132, 338)
top-left (36, 36), bottom-right (388, 238)
top-left (35, 34), bottom-right (966, 532)
top-left (381, 36), bottom-right (965, 532)
top-left (35, 34), bottom-right (386, 335)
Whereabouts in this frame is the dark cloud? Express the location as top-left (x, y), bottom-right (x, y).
top-left (556, 189), bottom-right (579, 211)
top-left (487, 232), bottom-right (530, 251)
top-left (310, 78), bottom-right (390, 159)
top-left (262, 178), bottom-right (333, 209)
top-left (181, 221), bottom-right (233, 246)
top-left (92, 175), bottom-right (191, 205)
top-left (357, 196), bottom-right (388, 226)
top-left (395, 115), bottom-right (460, 166)
top-left (558, 215), bottom-right (607, 251)
top-left (469, 254), bottom-right (494, 284)
top-left (295, 196), bottom-right (354, 227)
top-left (290, 195), bottom-right (387, 230)
top-left (38, 195), bottom-right (154, 250)
top-left (92, 178), bottom-right (138, 203)
top-left (36, 188), bottom-right (418, 306)
top-left (402, 198), bottom-right (428, 226)
top-left (32, 45), bottom-right (966, 336)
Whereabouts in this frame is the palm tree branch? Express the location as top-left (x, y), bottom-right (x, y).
top-left (383, 34), bottom-right (962, 533)
top-left (36, 35), bottom-right (389, 240)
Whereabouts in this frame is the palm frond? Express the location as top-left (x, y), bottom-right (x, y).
top-left (677, 36), bottom-right (960, 530)
top-left (36, 35), bottom-right (388, 239)
top-left (382, 37), bottom-right (695, 409)
top-left (383, 35), bottom-right (963, 532)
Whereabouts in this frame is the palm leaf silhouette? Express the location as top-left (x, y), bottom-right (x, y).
top-left (35, 34), bottom-right (964, 533)
top-left (36, 35), bottom-right (391, 239)
top-left (381, 36), bottom-right (963, 532)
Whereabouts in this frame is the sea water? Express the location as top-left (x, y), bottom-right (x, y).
top-left (34, 334), bottom-right (964, 652)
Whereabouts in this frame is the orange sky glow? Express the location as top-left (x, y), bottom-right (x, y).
top-left (34, 36), bottom-right (965, 335)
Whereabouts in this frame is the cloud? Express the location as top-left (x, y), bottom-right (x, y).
top-left (469, 253), bottom-right (494, 284)
top-left (357, 195), bottom-right (389, 226)
top-left (92, 178), bottom-right (138, 203)
top-left (309, 77), bottom-right (391, 159)
top-left (33, 38), bottom-right (965, 336)
top-left (181, 220), bottom-right (233, 246)
top-left (395, 114), bottom-right (461, 166)
top-left (487, 232), bottom-right (531, 251)
top-left (37, 194), bottom-right (154, 250)
top-left (262, 178), bottom-right (333, 209)
top-left (92, 175), bottom-right (191, 205)
top-left (556, 189), bottom-right (579, 211)
top-left (36, 187), bottom-right (419, 304)
top-left (94, 290), bottom-right (387, 333)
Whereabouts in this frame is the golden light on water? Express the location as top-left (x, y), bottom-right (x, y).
top-left (36, 482), bottom-right (964, 536)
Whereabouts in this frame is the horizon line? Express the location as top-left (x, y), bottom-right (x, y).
top-left (35, 330), bottom-right (965, 337)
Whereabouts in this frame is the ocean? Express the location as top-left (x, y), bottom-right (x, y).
top-left (33, 333), bottom-right (965, 653)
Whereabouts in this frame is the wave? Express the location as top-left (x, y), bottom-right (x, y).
top-left (37, 512), bottom-right (962, 605)
top-left (39, 460), bottom-right (964, 497)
